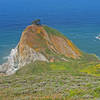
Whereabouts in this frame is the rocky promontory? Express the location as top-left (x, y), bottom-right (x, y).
top-left (0, 24), bottom-right (81, 75)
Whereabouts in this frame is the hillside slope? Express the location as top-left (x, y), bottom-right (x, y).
top-left (0, 24), bottom-right (100, 100)
top-left (0, 56), bottom-right (100, 100)
top-left (0, 24), bottom-right (81, 75)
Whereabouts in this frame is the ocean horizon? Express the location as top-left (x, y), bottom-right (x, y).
top-left (0, 0), bottom-right (100, 64)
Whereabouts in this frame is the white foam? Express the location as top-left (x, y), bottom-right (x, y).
top-left (0, 46), bottom-right (19, 75)
top-left (3, 56), bottom-right (9, 60)
top-left (96, 34), bottom-right (100, 40)
top-left (8, 47), bottom-right (18, 68)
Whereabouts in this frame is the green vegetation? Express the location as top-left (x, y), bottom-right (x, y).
top-left (32, 19), bottom-right (41, 25)
top-left (43, 25), bottom-right (65, 37)
top-left (0, 54), bottom-right (100, 100)
top-left (81, 63), bottom-right (100, 76)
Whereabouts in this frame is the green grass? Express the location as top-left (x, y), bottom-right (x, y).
top-left (81, 63), bottom-right (100, 76)
top-left (0, 54), bottom-right (100, 100)
top-left (43, 25), bottom-right (65, 37)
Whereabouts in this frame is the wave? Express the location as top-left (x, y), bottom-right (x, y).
top-left (96, 34), bottom-right (100, 40)
top-left (0, 47), bottom-right (19, 75)
top-left (3, 56), bottom-right (9, 60)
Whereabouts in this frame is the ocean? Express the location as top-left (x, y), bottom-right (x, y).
top-left (0, 0), bottom-right (100, 64)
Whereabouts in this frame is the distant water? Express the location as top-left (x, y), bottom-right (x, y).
top-left (0, 0), bottom-right (100, 64)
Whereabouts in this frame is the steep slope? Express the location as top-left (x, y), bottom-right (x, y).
top-left (0, 56), bottom-right (100, 100)
top-left (0, 24), bottom-right (81, 75)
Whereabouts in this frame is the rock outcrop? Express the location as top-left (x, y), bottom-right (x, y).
top-left (0, 24), bottom-right (81, 75)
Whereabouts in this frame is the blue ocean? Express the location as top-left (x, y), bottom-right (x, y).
top-left (0, 0), bottom-right (100, 64)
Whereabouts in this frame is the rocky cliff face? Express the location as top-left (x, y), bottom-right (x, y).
top-left (0, 24), bottom-right (81, 75)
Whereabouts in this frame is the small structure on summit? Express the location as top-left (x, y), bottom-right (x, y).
top-left (32, 19), bottom-right (41, 25)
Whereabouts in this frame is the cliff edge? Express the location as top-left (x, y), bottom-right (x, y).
top-left (0, 24), bottom-right (81, 75)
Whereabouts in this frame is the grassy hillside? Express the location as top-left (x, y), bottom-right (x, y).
top-left (0, 54), bottom-right (100, 100)
top-left (43, 25), bottom-right (64, 37)
top-left (0, 24), bottom-right (100, 100)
